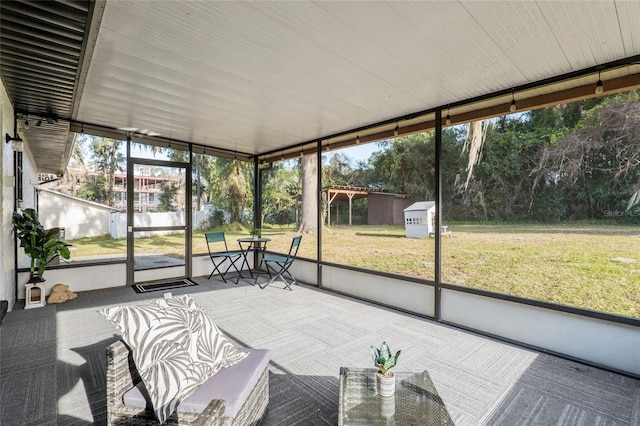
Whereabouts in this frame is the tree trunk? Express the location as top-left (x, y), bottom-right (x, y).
top-left (297, 154), bottom-right (317, 233)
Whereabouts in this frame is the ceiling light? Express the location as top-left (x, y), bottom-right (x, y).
top-left (23, 115), bottom-right (29, 130)
top-left (509, 92), bottom-right (517, 113)
top-left (595, 71), bottom-right (604, 94)
top-left (356, 133), bottom-right (360, 144)
top-left (445, 108), bottom-right (451, 126)
top-left (394, 122), bottom-right (399, 137)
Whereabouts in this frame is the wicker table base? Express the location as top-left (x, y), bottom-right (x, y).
top-left (338, 367), bottom-right (454, 425)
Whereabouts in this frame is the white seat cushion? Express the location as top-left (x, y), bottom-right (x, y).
top-left (124, 348), bottom-right (270, 418)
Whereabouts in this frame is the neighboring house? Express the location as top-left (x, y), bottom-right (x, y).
top-left (40, 167), bottom-right (180, 212)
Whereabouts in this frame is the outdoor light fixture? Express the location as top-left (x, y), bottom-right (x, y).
top-left (80, 123), bottom-right (84, 134)
top-left (356, 132), bottom-right (360, 144)
top-left (595, 71), bottom-right (604, 94)
top-left (23, 115), bottom-right (29, 130)
top-left (5, 133), bottom-right (24, 152)
top-left (445, 108), bottom-right (451, 126)
top-left (509, 92), bottom-right (517, 112)
top-left (394, 122), bottom-right (399, 137)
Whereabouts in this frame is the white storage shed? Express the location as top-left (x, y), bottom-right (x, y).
top-left (403, 201), bottom-right (436, 238)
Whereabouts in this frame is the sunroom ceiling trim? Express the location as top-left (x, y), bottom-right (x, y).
top-left (259, 63), bottom-right (640, 164)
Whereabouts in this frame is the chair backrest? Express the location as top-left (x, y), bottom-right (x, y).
top-left (286, 235), bottom-right (302, 260)
top-left (205, 232), bottom-right (229, 254)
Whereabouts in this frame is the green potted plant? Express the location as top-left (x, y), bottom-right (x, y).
top-left (370, 341), bottom-right (401, 397)
top-left (13, 208), bottom-right (70, 282)
top-left (250, 227), bottom-right (262, 239)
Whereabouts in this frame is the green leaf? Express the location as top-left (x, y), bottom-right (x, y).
top-left (371, 342), bottom-right (400, 376)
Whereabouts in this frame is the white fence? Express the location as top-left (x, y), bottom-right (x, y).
top-left (39, 189), bottom-right (210, 240)
top-left (110, 210), bottom-right (209, 238)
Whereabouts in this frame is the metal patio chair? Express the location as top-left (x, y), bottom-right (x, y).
top-left (256, 235), bottom-right (302, 290)
top-left (205, 232), bottom-right (243, 283)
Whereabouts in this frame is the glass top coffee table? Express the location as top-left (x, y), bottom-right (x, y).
top-left (338, 367), bottom-right (454, 425)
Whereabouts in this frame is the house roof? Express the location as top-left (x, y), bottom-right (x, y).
top-left (38, 187), bottom-right (120, 212)
top-left (2, 1), bottom-right (640, 174)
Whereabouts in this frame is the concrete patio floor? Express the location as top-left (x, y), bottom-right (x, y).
top-left (1, 275), bottom-right (638, 425)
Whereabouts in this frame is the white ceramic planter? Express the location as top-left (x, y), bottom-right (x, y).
top-left (376, 371), bottom-right (395, 397)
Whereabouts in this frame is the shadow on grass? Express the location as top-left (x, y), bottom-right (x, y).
top-left (355, 232), bottom-right (405, 238)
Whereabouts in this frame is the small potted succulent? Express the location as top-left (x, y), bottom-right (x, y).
top-left (370, 341), bottom-right (401, 397)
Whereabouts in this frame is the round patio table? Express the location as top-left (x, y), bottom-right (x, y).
top-left (237, 237), bottom-right (271, 280)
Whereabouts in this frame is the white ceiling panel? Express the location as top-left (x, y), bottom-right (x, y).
top-left (72, 0), bottom-right (640, 156)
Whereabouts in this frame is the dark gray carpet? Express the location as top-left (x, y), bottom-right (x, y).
top-left (1, 305), bottom-right (57, 425)
top-left (1, 277), bottom-right (639, 425)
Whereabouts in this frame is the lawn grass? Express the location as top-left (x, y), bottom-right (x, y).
top-left (66, 223), bottom-right (640, 318)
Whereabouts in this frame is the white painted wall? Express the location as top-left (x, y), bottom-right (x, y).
top-left (2, 80), bottom-right (42, 311)
top-left (38, 188), bottom-right (115, 239)
top-left (288, 259), bottom-right (317, 286)
top-left (14, 148), bottom-right (44, 278)
top-left (441, 289), bottom-right (640, 376)
top-left (192, 255), bottom-right (214, 278)
top-left (322, 265), bottom-right (435, 317)
top-left (0, 80), bottom-right (15, 309)
top-left (17, 263), bottom-right (126, 299)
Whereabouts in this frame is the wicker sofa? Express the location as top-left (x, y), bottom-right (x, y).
top-left (106, 340), bottom-right (270, 425)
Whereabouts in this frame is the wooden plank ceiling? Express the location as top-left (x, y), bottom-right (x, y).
top-left (1, 1), bottom-right (640, 173)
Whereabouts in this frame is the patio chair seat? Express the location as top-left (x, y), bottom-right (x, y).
top-left (256, 236), bottom-right (302, 290)
top-left (107, 340), bottom-right (270, 425)
top-left (206, 232), bottom-right (243, 283)
top-left (261, 255), bottom-right (288, 263)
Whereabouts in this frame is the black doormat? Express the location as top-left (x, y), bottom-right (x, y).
top-left (133, 278), bottom-right (198, 294)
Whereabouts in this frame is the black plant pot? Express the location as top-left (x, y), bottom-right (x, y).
top-left (27, 274), bottom-right (45, 284)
